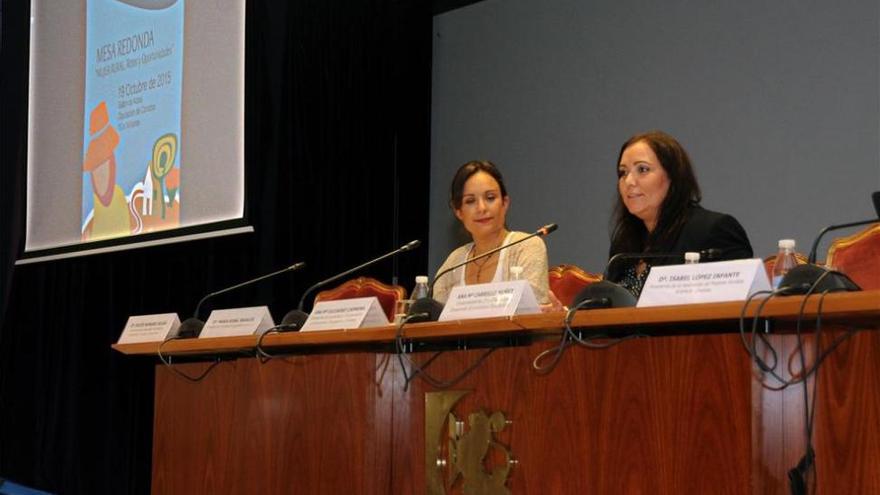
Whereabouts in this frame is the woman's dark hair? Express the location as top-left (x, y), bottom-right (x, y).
top-left (609, 131), bottom-right (702, 255)
top-left (449, 160), bottom-right (508, 209)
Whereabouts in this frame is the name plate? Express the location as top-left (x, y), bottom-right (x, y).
top-left (301, 297), bottom-right (389, 331)
top-left (637, 259), bottom-right (771, 308)
top-left (199, 306), bottom-right (275, 338)
top-left (439, 280), bottom-right (540, 322)
top-left (117, 313), bottom-right (181, 344)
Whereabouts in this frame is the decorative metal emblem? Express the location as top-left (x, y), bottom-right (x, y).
top-left (425, 391), bottom-right (516, 495)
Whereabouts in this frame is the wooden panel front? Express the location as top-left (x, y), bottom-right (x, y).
top-left (152, 353), bottom-right (393, 494)
top-left (150, 322), bottom-right (880, 493)
top-left (748, 328), bottom-right (880, 494)
top-left (394, 333), bottom-right (753, 494)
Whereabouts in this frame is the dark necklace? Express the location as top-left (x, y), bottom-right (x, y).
top-left (472, 252), bottom-right (495, 281)
top-left (470, 236), bottom-right (504, 282)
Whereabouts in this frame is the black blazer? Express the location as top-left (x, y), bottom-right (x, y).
top-left (608, 205), bottom-right (753, 282)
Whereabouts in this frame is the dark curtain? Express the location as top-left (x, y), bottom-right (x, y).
top-left (0, 0), bottom-right (432, 493)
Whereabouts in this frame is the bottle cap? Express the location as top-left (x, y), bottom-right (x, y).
top-left (778, 239), bottom-right (796, 249)
top-left (415, 275), bottom-right (429, 284)
top-left (684, 252), bottom-right (700, 263)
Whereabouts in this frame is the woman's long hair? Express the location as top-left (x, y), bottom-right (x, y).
top-left (609, 131), bottom-right (702, 255)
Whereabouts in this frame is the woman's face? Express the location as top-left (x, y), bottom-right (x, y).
top-left (91, 155), bottom-right (117, 206)
top-left (454, 171), bottom-right (509, 240)
top-left (618, 140), bottom-right (670, 231)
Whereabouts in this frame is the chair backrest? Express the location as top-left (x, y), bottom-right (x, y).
top-left (548, 264), bottom-right (603, 307)
top-left (825, 223), bottom-right (880, 290)
top-left (762, 251), bottom-right (809, 280)
top-left (313, 276), bottom-right (407, 322)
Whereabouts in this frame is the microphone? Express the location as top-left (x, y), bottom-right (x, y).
top-left (700, 248), bottom-right (725, 262)
top-left (177, 261), bottom-right (306, 338)
top-left (603, 248), bottom-right (723, 280)
top-left (431, 224), bottom-right (557, 296)
top-left (409, 224), bottom-right (558, 322)
top-left (574, 248), bottom-right (723, 309)
top-left (778, 191), bottom-right (878, 294)
top-left (279, 240), bottom-right (422, 330)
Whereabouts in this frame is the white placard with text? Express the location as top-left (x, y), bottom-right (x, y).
top-left (637, 258), bottom-right (771, 308)
top-left (199, 306), bottom-right (275, 338)
top-left (117, 313), bottom-right (181, 344)
top-left (439, 280), bottom-right (540, 321)
top-left (301, 297), bottom-right (389, 331)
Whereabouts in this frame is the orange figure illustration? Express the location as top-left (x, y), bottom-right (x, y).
top-left (82, 101), bottom-right (131, 241)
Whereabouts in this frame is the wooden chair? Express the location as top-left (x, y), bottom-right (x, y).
top-left (314, 276), bottom-right (407, 322)
top-left (548, 264), bottom-right (603, 307)
top-left (825, 223), bottom-right (880, 290)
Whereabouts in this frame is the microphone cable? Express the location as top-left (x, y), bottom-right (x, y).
top-left (564, 306), bottom-right (646, 350)
top-left (739, 270), bottom-right (859, 390)
top-left (157, 335), bottom-right (222, 382)
top-left (531, 305), bottom-right (577, 374)
top-left (393, 313), bottom-right (497, 391)
top-left (532, 298), bottom-right (646, 374)
top-left (254, 322), bottom-right (302, 362)
top-left (738, 269), bottom-right (861, 495)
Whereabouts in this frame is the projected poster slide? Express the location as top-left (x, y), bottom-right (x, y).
top-left (82, 0), bottom-right (184, 242)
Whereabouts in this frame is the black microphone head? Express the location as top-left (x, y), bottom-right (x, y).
top-left (872, 191), bottom-right (880, 219)
top-left (407, 297), bottom-right (444, 322)
top-left (778, 265), bottom-right (860, 295)
top-left (279, 309), bottom-right (309, 332)
top-left (176, 317), bottom-right (205, 339)
top-left (539, 223), bottom-right (558, 235)
top-left (401, 239), bottom-right (422, 252)
top-left (572, 280), bottom-right (637, 309)
top-left (700, 248), bottom-right (724, 261)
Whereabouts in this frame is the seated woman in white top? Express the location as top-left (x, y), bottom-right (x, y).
top-left (432, 160), bottom-right (556, 309)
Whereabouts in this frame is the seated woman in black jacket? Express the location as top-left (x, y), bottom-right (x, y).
top-left (609, 130), bottom-right (753, 298)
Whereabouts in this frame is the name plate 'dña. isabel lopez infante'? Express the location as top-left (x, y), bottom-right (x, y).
top-left (637, 258), bottom-right (771, 307)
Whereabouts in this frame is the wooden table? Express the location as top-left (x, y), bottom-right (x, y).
top-left (114, 291), bottom-right (880, 494)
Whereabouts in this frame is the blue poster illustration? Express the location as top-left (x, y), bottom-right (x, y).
top-left (82, 0), bottom-right (184, 241)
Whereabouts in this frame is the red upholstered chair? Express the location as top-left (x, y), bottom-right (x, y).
top-left (763, 251), bottom-right (809, 280)
top-left (313, 276), bottom-right (407, 322)
top-left (548, 264), bottom-right (603, 307)
top-left (825, 224), bottom-right (880, 290)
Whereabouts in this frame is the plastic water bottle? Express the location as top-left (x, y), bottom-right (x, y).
top-left (684, 252), bottom-right (700, 264)
top-left (772, 239), bottom-right (798, 289)
top-left (412, 275), bottom-right (429, 300)
top-left (509, 265), bottom-right (524, 280)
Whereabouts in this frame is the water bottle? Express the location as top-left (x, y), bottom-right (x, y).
top-left (772, 239), bottom-right (798, 289)
top-left (412, 275), bottom-right (429, 300)
top-left (684, 252), bottom-right (700, 264)
top-left (509, 265), bottom-right (524, 281)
